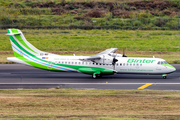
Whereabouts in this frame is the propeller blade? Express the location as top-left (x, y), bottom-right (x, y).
top-left (112, 57), bottom-right (118, 70)
top-left (122, 48), bottom-right (127, 57)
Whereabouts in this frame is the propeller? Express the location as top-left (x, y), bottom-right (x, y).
top-left (112, 54), bottom-right (118, 70)
top-left (122, 48), bottom-right (127, 57)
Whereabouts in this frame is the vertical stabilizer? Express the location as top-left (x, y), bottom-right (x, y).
top-left (7, 29), bottom-right (42, 57)
top-left (7, 29), bottom-right (41, 56)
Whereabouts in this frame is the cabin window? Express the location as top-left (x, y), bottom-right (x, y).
top-left (140, 64), bottom-right (142, 66)
top-left (62, 62), bottom-right (64, 64)
top-left (130, 64), bottom-right (132, 66)
top-left (65, 62), bottom-right (67, 64)
top-left (99, 63), bottom-right (101, 65)
top-left (120, 63), bottom-right (122, 66)
top-left (116, 63), bottom-right (118, 66)
top-left (75, 62), bottom-right (77, 64)
top-left (96, 63), bottom-right (98, 65)
top-left (72, 62), bottom-right (74, 64)
top-left (158, 61), bottom-right (168, 65)
top-left (123, 63), bottom-right (125, 66)
top-left (78, 62), bottom-right (80, 64)
top-left (133, 64), bottom-right (135, 66)
top-left (127, 63), bottom-right (128, 66)
top-left (93, 63), bottom-right (95, 65)
top-left (137, 64), bottom-right (139, 66)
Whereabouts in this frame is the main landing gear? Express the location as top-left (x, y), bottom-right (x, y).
top-left (92, 74), bottom-right (97, 79)
top-left (92, 72), bottom-right (102, 79)
top-left (162, 74), bottom-right (167, 79)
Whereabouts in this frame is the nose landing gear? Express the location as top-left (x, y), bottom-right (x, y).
top-left (162, 74), bottom-right (167, 79)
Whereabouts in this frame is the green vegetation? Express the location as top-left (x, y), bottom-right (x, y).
top-left (1, 29), bottom-right (180, 34)
top-left (0, 89), bottom-right (180, 119)
top-left (0, 0), bottom-right (180, 30)
top-left (2, 32), bottom-right (180, 52)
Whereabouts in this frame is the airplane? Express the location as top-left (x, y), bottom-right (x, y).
top-left (6, 29), bottom-right (176, 79)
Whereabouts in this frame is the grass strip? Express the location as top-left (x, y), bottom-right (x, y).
top-left (0, 89), bottom-right (180, 119)
top-left (1, 32), bottom-right (180, 52)
top-left (1, 29), bottom-right (180, 34)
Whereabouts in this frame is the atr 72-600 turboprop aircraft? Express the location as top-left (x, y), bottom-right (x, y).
top-left (7, 29), bottom-right (176, 79)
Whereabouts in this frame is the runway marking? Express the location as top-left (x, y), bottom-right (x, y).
top-left (0, 83), bottom-right (180, 85)
top-left (138, 83), bottom-right (153, 90)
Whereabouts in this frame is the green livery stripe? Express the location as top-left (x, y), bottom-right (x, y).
top-left (57, 64), bottom-right (114, 75)
top-left (11, 29), bottom-right (18, 33)
top-left (14, 34), bottom-right (37, 54)
top-left (13, 50), bottom-right (22, 57)
top-left (60, 64), bottom-right (107, 71)
top-left (10, 35), bottom-right (47, 62)
top-left (11, 37), bottom-right (76, 72)
top-left (7, 29), bottom-right (10, 33)
top-left (14, 47), bottom-right (113, 74)
top-left (9, 29), bottom-right (114, 74)
top-left (162, 64), bottom-right (175, 69)
top-left (14, 51), bottom-right (62, 71)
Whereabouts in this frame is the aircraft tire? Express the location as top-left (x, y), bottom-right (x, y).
top-left (92, 74), bottom-right (97, 79)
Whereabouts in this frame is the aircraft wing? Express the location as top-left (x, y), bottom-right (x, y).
top-left (80, 48), bottom-right (118, 61)
top-left (91, 48), bottom-right (118, 58)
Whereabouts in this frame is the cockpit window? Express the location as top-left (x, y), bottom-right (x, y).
top-left (157, 61), bottom-right (168, 65)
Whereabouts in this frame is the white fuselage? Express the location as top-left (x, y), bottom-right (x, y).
top-left (7, 55), bottom-right (175, 75)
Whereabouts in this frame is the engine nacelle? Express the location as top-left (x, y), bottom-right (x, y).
top-left (93, 54), bottom-right (116, 64)
top-left (108, 53), bottom-right (123, 57)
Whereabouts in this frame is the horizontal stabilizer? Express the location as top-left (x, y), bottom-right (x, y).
top-left (6, 33), bottom-right (21, 36)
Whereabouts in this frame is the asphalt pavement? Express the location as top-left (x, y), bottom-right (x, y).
top-left (0, 64), bottom-right (180, 90)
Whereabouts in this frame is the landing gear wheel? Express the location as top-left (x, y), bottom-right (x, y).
top-left (92, 74), bottom-right (97, 79)
top-left (162, 74), bottom-right (167, 79)
top-left (163, 76), bottom-right (167, 79)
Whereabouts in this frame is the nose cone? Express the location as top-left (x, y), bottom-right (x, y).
top-left (167, 64), bottom-right (176, 73)
top-left (171, 66), bottom-right (176, 72)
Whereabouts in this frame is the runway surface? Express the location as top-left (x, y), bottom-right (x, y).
top-left (0, 64), bottom-right (180, 90)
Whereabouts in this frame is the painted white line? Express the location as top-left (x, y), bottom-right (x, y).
top-left (0, 83), bottom-right (179, 85)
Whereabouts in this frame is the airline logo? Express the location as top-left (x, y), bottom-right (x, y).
top-left (127, 59), bottom-right (155, 63)
top-left (42, 57), bottom-right (48, 59)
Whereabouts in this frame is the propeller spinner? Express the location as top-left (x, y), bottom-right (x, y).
top-left (112, 57), bottom-right (118, 65)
